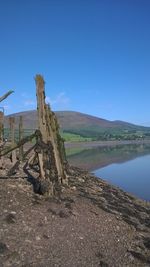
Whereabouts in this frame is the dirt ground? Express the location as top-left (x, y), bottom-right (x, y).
top-left (0, 166), bottom-right (150, 267)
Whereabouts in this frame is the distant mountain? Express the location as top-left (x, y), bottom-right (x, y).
top-left (4, 110), bottom-right (150, 138)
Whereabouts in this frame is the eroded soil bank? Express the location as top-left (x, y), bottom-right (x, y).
top-left (0, 166), bottom-right (150, 267)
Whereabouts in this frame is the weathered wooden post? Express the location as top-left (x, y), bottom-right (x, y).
top-left (0, 111), bottom-right (4, 169)
top-left (19, 116), bottom-right (24, 161)
top-left (0, 91), bottom-right (14, 103)
top-left (0, 90), bottom-right (14, 142)
top-left (0, 90), bottom-right (14, 169)
top-left (9, 117), bottom-right (16, 163)
top-left (0, 111), bottom-right (4, 142)
top-left (35, 74), bottom-right (68, 196)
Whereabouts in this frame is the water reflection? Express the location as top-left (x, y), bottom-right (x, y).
top-left (67, 143), bottom-right (150, 171)
top-left (94, 154), bottom-right (150, 201)
top-left (67, 143), bottom-right (150, 200)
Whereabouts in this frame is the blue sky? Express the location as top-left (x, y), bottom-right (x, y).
top-left (0, 0), bottom-right (150, 126)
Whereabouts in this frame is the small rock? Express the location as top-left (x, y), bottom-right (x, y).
top-left (5, 213), bottom-right (16, 224)
top-left (78, 178), bottom-right (85, 183)
top-left (71, 186), bottom-right (76, 191)
top-left (65, 202), bottom-right (72, 209)
top-left (35, 236), bottom-right (41, 241)
top-left (58, 210), bottom-right (69, 218)
top-left (10, 211), bottom-right (17, 215)
top-left (3, 209), bottom-right (8, 213)
top-left (143, 237), bottom-right (150, 249)
top-left (25, 239), bottom-right (32, 243)
top-left (44, 216), bottom-right (47, 223)
top-left (43, 234), bottom-right (50, 239)
top-left (0, 242), bottom-right (8, 254)
top-left (99, 260), bottom-right (109, 267)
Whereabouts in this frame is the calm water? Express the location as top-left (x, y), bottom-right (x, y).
top-left (67, 144), bottom-right (150, 201)
top-left (94, 154), bottom-right (150, 201)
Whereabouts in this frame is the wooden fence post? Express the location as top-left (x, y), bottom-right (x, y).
top-left (19, 116), bottom-right (24, 161)
top-left (9, 117), bottom-right (16, 163)
top-left (0, 111), bottom-right (4, 142)
top-left (35, 75), bottom-right (68, 196)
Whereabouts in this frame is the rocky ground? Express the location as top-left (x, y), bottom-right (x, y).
top-left (0, 165), bottom-right (150, 267)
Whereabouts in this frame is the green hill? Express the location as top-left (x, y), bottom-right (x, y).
top-left (4, 110), bottom-right (150, 141)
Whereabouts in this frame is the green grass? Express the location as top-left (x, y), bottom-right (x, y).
top-left (63, 127), bottom-right (150, 141)
top-left (60, 131), bottom-right (92, 142)
top-left (3, 128), bottom-right (92, 143)
top-left (4, 126), bottom-right (150, 144)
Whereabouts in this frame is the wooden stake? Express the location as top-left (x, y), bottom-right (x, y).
top-left (9, 117), bottom-right (16, 163)
top-left (0, 90), bottom-right (14, 103)
top-left (0, 111), bottom-right (4, 142)
top-left (35, 74), bottom-right (68, 196)
top-left (19, 116), bottom-right (23, 161)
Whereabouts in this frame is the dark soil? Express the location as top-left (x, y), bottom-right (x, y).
top-left (0, 165), bottom-right (150, 267)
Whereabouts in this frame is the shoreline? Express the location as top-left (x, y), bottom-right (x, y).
top-left (65, 139), bottom-right (150, 148)
top-left (66, 140), bottom-right (150, 203)
top-left (0, 167), bottom-right (150, 266)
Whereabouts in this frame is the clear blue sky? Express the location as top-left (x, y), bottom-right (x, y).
top-left (0, 0), bottom-right (150, 126)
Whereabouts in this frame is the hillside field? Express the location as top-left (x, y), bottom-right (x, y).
top-left (4, 110), bottom-right (150, 141)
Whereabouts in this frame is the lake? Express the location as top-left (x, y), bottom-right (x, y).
top-left (67, 143), bottom-right (150, 201)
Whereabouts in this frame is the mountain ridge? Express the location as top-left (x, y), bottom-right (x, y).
top-left (4, 110), bottom-right (150, 139)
